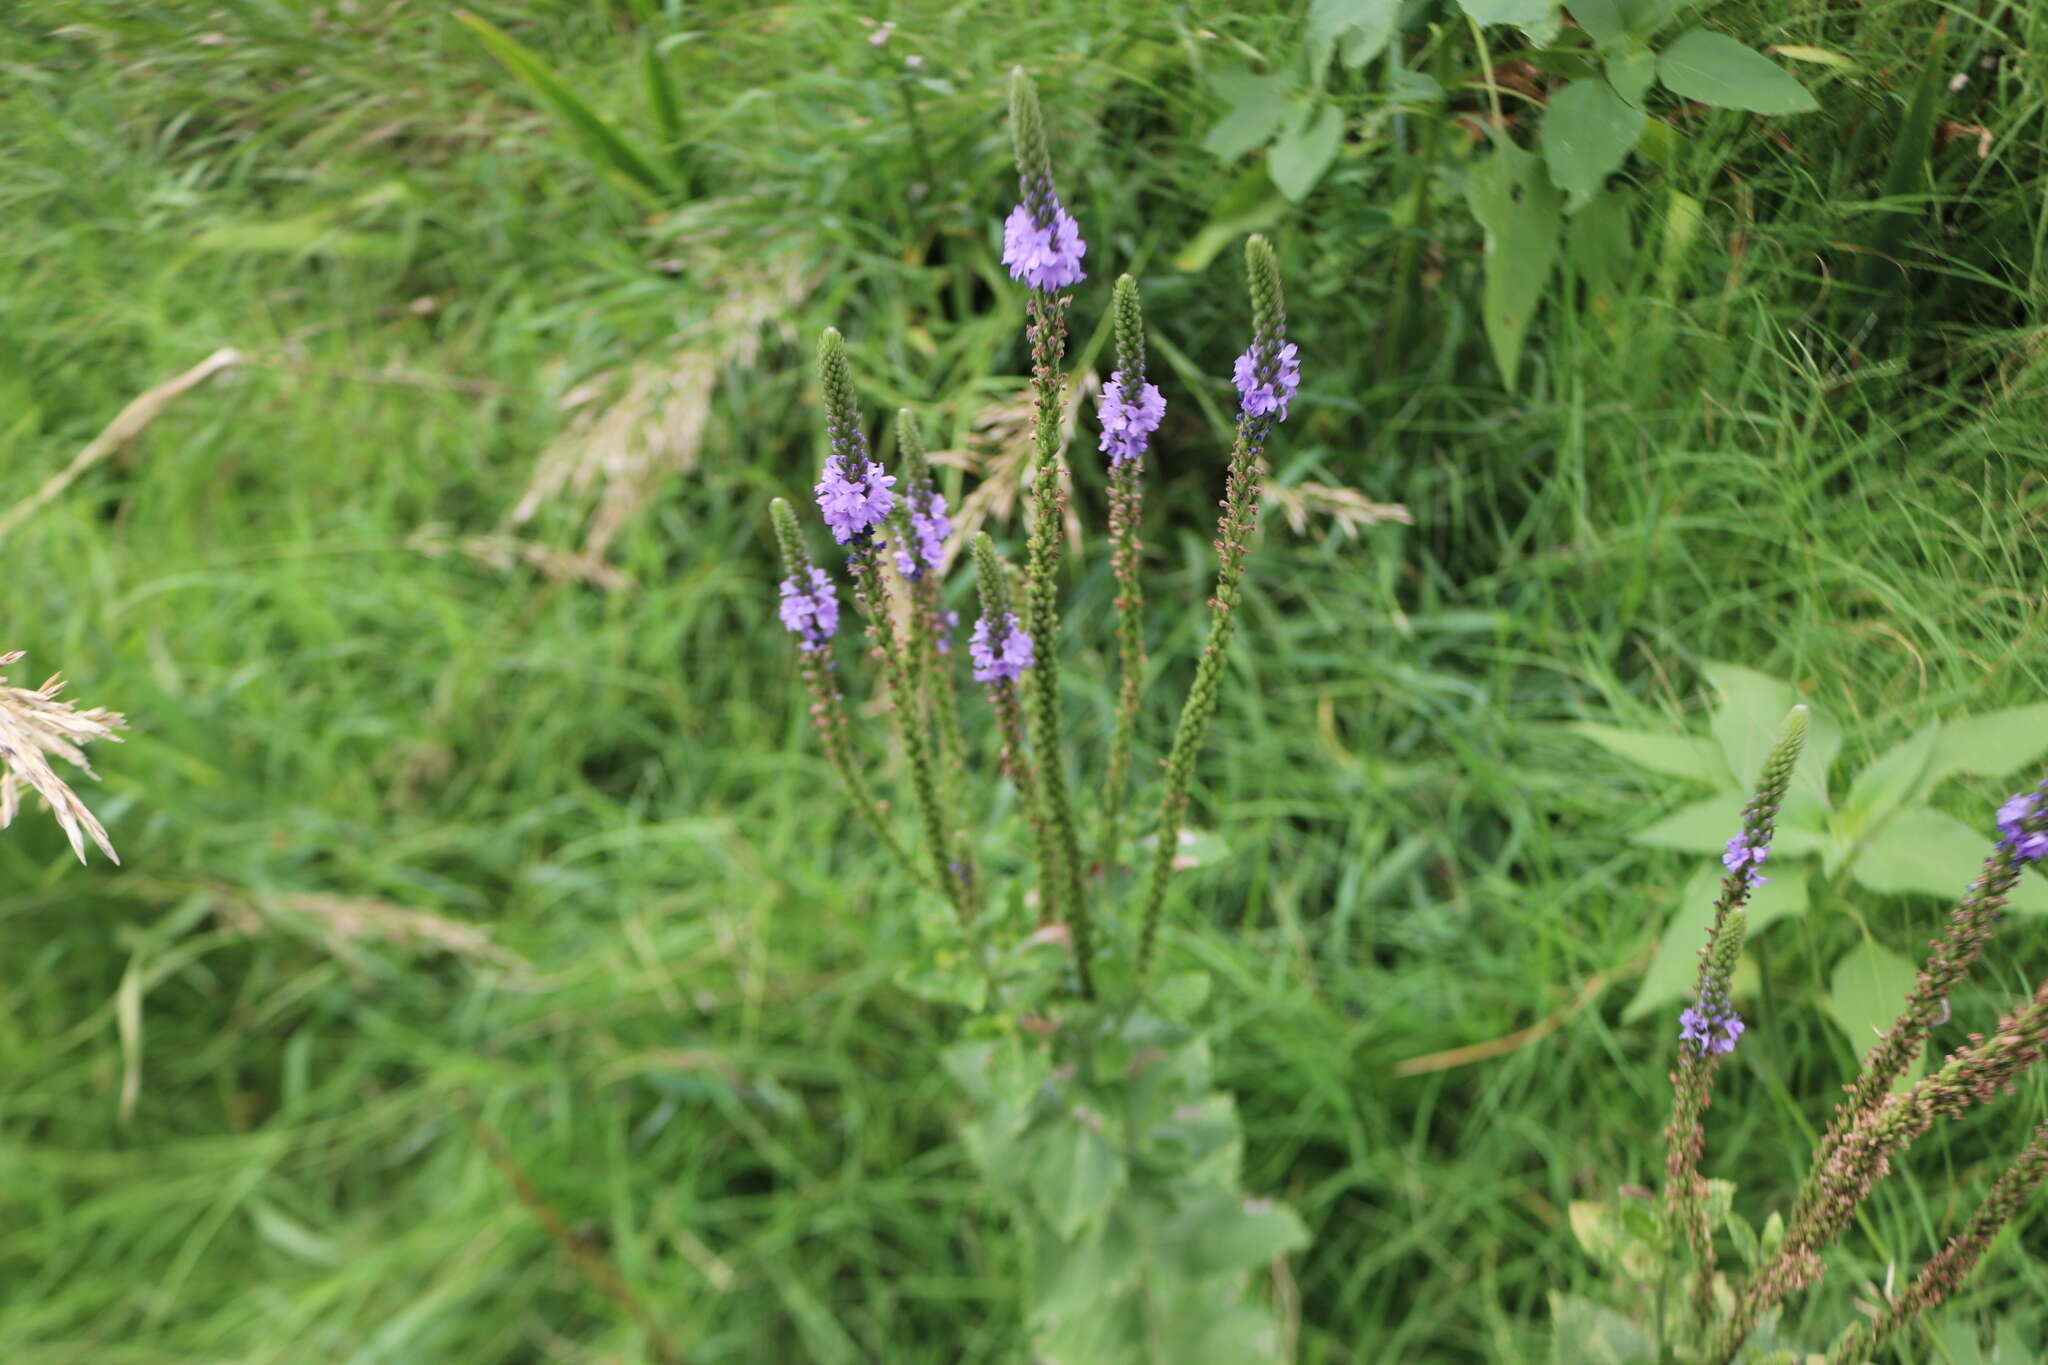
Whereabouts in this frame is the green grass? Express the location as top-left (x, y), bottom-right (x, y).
top-left (4, 1), bottom-right (2048, 1360)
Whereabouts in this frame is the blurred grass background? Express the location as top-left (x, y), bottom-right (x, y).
top-left (4, 1), bottom-right (2047, 1360)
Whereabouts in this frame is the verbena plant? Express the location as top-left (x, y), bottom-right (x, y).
top-left (1575, 665), bottom-right (2048, 1063)
top-left (767, 70), bottom-right (1310, 1361)
top-left (1559, 704), bottom-right (2048, 1363)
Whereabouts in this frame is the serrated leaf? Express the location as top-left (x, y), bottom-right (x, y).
top-left (1571, 722), bottom-right (1729, 783)
top-left (1466, 136), bottom-right (1563, 390)
top-left (1035, 1205), bottom-right (1143, 1321)
top-left (1624, 864), bottom-right (1808, 1021)
top-left (1202, 74), bottom-right (1297, 161)
top-left (1657, 30), bottom-right (1818, 115)
top-left (1567, 185), bottom-right (1636, 304)
top-left (1306, 0), bottom-right (1398, 74)
top-left (1606, 48), bottom-right (1658, 105)
top-left (1166, 1191), bottom-right (1310, 1278)
top-left (1698, 663), bottom-right (1838, 809)
top-left (1267, 102), bottom-right (1344, 201)
top-left (1923, 703), bottom-right (2048, 786)
top-left (1569, 0), bottom-right (1630, 46)
top-left (1826, 939), bottom-right (1921, 1081)
top-left (1031, 1114), bottom-right (1126, 1240)
top-left (1456, 0), bottom-right (1563, 45)
top-left (1839, 721), bottom-right (1940, 837)
top-left (1542, 79), bottom-right (1648, 210)
top-left (1632, 791), bottom-right (1746, 851)
top-left (1849, 805), bottom-right (2048, 913)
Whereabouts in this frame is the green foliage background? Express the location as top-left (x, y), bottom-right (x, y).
top-left (3, 1), bottom-right (2046, 1360)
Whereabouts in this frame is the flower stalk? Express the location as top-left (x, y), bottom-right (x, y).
top-left (1134, 235), bottom-right (1293, 984)
top-left (1098, 273), bottom-right (1161, 874)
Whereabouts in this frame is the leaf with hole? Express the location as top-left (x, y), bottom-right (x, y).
top-left (1465, 136), bottom-right (1563, 390)
top-left (1657, 30), bottom-right (1818, 115)
top-left (1541, 79), bottom-right (1647, 210)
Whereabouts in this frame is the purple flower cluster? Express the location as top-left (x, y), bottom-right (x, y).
top-left (1998, 788), bottom-right (2048, 862)
top-left (1680, 994), bottom-right (1745, 1056)
top-left (1097, 370), bottom-right (1165, 465)
top-left (1002, 202), bottom-right (1086, 292)
top-left (778, 566), bottom-right (839, 650)
top-left (815, 457), bottom-right (897, 545)
top-left (969, 612), bottom-right (1033, 683)
top-left (893, 490), bottom-right (953, 579)
top-left (1232, 341), bottom-right (1302, 421)
top-left (1723, 833), bottom-right (1770, 888)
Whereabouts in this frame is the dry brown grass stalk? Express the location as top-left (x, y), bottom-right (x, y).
top-left (0, 651), bottom-right (127, 864)
top-left (506, 259), bottom-right (807, 559)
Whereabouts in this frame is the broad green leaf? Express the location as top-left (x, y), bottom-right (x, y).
top-left (1542, 79), bottom-right (1647, 210)
top-left (1850, 805), bottom-right (2048, 913)
top-left (1838, 721), bottom-right (1940, 838)
top-left (1547, 1293), bottom-right (1656, 1364)
top-left (1465, 137), bottom-right (1563, 390)
top-left (1166, 1191), bottom-right (1310, 1278)
top-left (1826, 939), bottom-right (1921, 1081)
top-left (1923, 703), bottom-right (2048, 785)
top-left (1570, 722), bottom-right (1728, 783)
top-left (1566, 1200), bottom-right (1660, 1278)
top-left (1456, 0), bottom-right (1563, 45)
top-left (1267, 102), bottom-right (1344, 202)
top-left (1566, 186), bottom-right (1636, 305)
top-left (1175, 167), bottom-right (1289, 273)
top-left (1202, 73), bottom-right (1297, 161)
top-left (1031, 1113), bottom-right (1126, 1240)
top-left (1035, 1206), bottom-right (1142, 1321)
top-left (1698, 663), bottom-right (1838, 809)
top-left (1568, 0), bottom-right (1630, 46)
top-left (1632, 791), bottom-right (1745, 851)
top-left (455, 11), bottom-right (672, 199)
top-left (1624, 864), bottom-right (1808, 1021)
top-left (1606, 48), bottom-right (1658, 106)
top-left (1306, 0), bottom-right (1398, 74)
top-left (1158, 1294), bottom-right (1289, 1365)
top-left (1657, 30), bottom-right (1819, 115)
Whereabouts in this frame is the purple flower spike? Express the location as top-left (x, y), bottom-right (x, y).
top-left (970, 611), bottom-right (1034, 683)
top-left (1722, 833), bottom-right (1771, 888)
top-left (894, 490), bottom-right (953, 579)
top-left (1679, 998), bottom-right (1745, 1056)
top-left (815, 457), bottom-right (897, 545)
top-left (1002, 201), bottom-right (1086, 292)
top-left (1997, 788), bottom-right (2048, 863)
top-left (1098, 371), bottom-right (1165, 465)
top-left (1232, 340), bottom-right (1301, 421)
top-left (935, 609), bottom-right (959, 655)
top-left (778, 567), bottom-right (839, 650)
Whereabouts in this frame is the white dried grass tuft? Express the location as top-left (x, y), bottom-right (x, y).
top-left (0, 651), bottom-right (128, 864)
top-left (1266, 479), bottom-right (1413, 539)
top-left (507, 258), bottom-right (808, 559)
